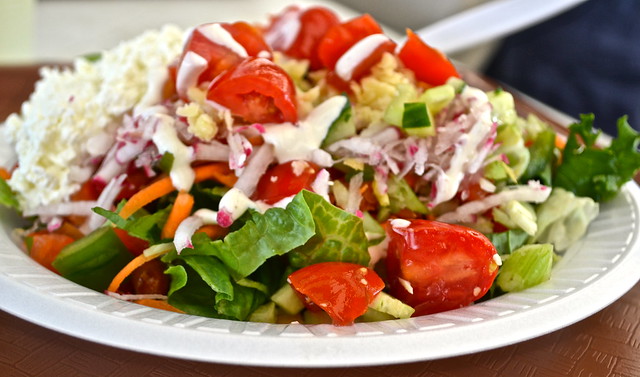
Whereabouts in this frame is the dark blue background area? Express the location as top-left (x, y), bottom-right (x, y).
top-left (484, 0), bottom-right (640, 135)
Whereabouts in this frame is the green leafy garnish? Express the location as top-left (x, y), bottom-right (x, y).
top-left (486, 229), bottom-right (530, 256)
top-left (555, 114), bottom-right (640, 201)
top-left (0, 177), bottom-right (19, 210)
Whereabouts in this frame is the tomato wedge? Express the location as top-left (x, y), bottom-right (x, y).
top-left (385, 219), bottom-right (499, 316)
top-left (176, 22), bottom-right (271, 97)
top-left (288, 262), bottom-right (385, 326)
top-left (317, 14), bottom-right (383, 70)
top-left (206, 57), bottom-right (298, 124)
top-left (266, 6), bottom-right (340, 70)
top-left (253, 160), bottom-right (319, 204)
top-left (398, 29), bottom-right (460, 86)
top-left (27, 233), bottom-right (76, 272)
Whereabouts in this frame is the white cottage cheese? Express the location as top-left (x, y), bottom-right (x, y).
top-left (4, 25), bottom-right (185, 211)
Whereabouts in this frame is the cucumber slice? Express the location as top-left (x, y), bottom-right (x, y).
top-left (497, 243), bottom-right (554, 292)
top-left (248, 302), bottom-right (277, 323)
top-left (383, 83), bottom-right (418, 127)
top-left (271, 283), bottom-right (305, 315)
top-left (357, 307), bottom-right (395, 322)
top-left (303, 309), bottom-right (332, 324)
top-left (321, 96), bottom-right (355, 147)
top-left (368, 291), bottom-right (415, 319)
top-left (418, 84), bottom-right (455, 114)
top-left (52, 226), bottom-right (133, 291)
top-left (402, 102), bottom-right (435, 137)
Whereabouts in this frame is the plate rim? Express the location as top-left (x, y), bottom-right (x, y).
top-left (1, 182), bottom-right (639, 367)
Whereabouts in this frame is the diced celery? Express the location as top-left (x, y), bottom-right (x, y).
top-left (496, 243), bottom-right (554, 292)
top-left (248, 302), bottom-right (277, 323)
top-left (271, 283), bottom-right (305, 315)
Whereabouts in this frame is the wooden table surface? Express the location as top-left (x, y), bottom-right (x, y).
top-left (1, 65), bottom-right (640, 377)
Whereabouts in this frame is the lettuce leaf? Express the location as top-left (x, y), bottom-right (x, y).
top-left (93, 204), bottom-right (170, 243)
top-left (555, 114), bottom-right (640, 201)
top-left (520, 128), bottom-right (557, 186)
top-left (0, 177), bottom-right (19, 210)
top-left (486, 229), bottom-right (530, 256)
top-left (288, 190), bottom-right (370, 268)
top-left (180, 191), bottom-right (315, 279)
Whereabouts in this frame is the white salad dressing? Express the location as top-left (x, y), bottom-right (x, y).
top-left (335, 34), bottom-right (391, 81)
top-left (430, 86), bottom-right (494, 205)
top-left (151, 114), bottom-right (195, 191)
top-left (217, 187), bottom-right (269, 223)
top-left (176, 51), bottom-right (208, 98)
top-left (263, 7), bottom-right (301, 51)
top-left (262, 95), bottom-right (347, 165)
top-left (198, 23), bottom-right (249, 58)
top-left (135, 66), bottom-right (170, 114)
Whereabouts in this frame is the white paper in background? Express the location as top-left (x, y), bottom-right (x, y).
top-left (0, 0), bottom-right (35, 64)
top-left (34, 0), bottom-right (375, 62)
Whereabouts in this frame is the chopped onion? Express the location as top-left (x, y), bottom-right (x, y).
top-left (234, 144), bottom-right (274, 196)
top-left (437, 181), bottom-right (551, 223)
top-left (194, 140), bottom-right (230, 161)
top-left (310, 169), bottom-right (331, 202)
top-left (81, 174), bottom-right (127, 233)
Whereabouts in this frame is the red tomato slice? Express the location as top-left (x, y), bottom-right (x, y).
top-left (178, 22), bottom-right (271, 89)
top-left (385, 219), bottom-right (499, 316)
top-left (288, 262), bottom-right (385, 326)
top-left (206, 57), bottom-right (298, 124)
top-left (266, 6), bottom-right (340, 70)
top-left (27, 233), bottom-right (75, 272)
top-left (253, 160), bottom-right (319, 204)
top-left (113, 228), bottom-right (149, 256)
top-left (317, 14), bottom-right (383, 70)
top-left (398, 29), bottom-right (460, 86)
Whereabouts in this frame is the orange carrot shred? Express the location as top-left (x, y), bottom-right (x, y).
top-left (0, 167), bottom-right (11, 180)
top-left (134, 299), bottom-right (185, 314)
top-left (195, 224), bottom-right (229, 240)
top-left (107, 252), bottom-right (164, 293)
top-left (118, 163), bottom-right (236, 220)
top-left (119, 176), bottom-right (175, 220)
top-left (161, 191), bottom-right (194, 239)
top-left (555, 134), bottom-right (566, 150)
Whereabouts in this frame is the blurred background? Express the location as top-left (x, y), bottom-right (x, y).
top-left (1, 0), bottom-right (636, 134)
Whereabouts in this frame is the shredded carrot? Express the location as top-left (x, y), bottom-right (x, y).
top-left (119, 177), bottom-right (175, 220)
top-left (555, 135), bottom-right (566, 150)
top-left (119, 163), bottom-right (236, 220)
top-left (134, 299), bottom-right (185, 314)
top-left (0, 167), bottom-right (11, 180)
top-left (107, 252), bottom-right (164, 293)
top-left (161, 191), bottom-right (194, 239)
top-left (193, 162), bottom-right (237, 187)
top-left (196, 224), bottom-right (229, 240)
top-left (54, 221), bottom-right (85, 240)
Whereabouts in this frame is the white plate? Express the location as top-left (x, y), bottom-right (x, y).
top-left (1, 182), bottom-right (639, 367)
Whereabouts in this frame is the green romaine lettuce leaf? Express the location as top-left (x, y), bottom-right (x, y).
top-left (520, 128), bottom-right (557, 186)
top-left (555, 114), bottom-right (640, 201)
top-left (93, 204), bottom-right (171, 244)
top-left (533, 187), bottom-right (599, 251)
top-left (288, 190), bottom-right (370, 268)
top-left (180, 191), bottom-right (315, 278)
top-left (486, 229), bottom-right (530, 256)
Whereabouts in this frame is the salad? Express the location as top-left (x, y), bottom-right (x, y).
top-left (1, 6), bottom-right (639, 326)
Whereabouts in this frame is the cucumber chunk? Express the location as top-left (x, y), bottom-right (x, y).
top-left (52, 226), bottom-right (133, 291)
top-left (321, 96), bottom-right (355, 147)
top-left (368, 291), bottom-right (415, 319)
top-left (271, 283), bottom-right (305, 315)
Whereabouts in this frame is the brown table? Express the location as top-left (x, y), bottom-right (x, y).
top-left (1, 65), bottom-right (640, 376)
